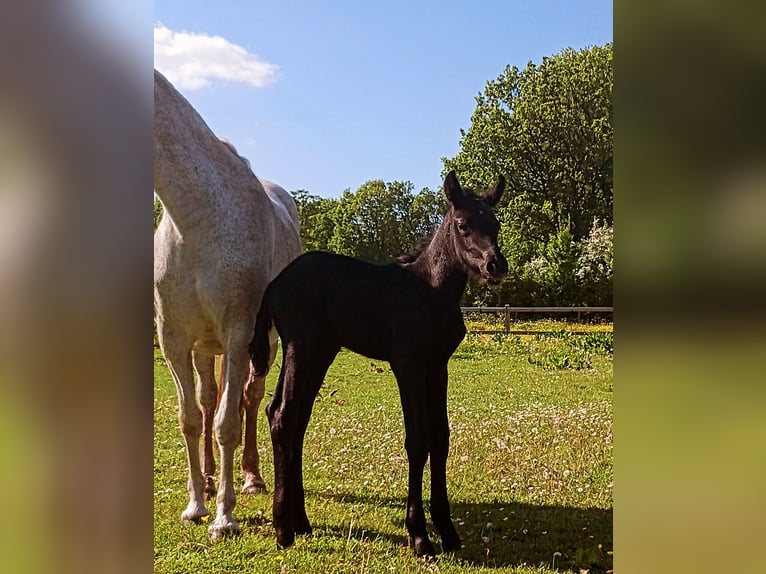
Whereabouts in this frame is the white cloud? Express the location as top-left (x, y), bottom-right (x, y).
top-left (154, 24), bottom-right (278, 90)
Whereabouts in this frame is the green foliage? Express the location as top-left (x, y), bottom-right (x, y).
top-left (290, 190), bottom-right (338, 252)
top-left (522, 224), bottom-right (581, 305)
top-left (444, 44), bottom-right (613, 306)
top-left (581, 331), bottom-right (614, 354)
top-left (464, 328), bottom-right (614, 371)
top-left (153, 196), bottom-right (164, 231)
top-left (329, 180), bottom-right (415, 262)
top-left (331, 180), bottom-right (446, 263)
top-left (526, 330), bottom-right (594, 370)
top-left (294, 180), bottom-right (444, 263)
top-left (453, 328), bottom-right (613, 371)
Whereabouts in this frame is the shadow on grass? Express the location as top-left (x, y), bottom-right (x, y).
top-left (304, 490), bottom-right (612, 572)
top-left (307, 520), bottom-right (409, 549)
top-left (448, 500), bottom-right (612, 572)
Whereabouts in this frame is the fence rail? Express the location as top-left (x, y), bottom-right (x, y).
top-left (460, 306), bottom-right (613, 335)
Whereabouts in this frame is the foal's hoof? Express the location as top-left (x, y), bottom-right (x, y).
top-left (293, 518), bottom-right (313, 537)
top-left (241, 476), bottom-right (267, 494)
top-left (275, 529), bottom-right (296, 550)
top-left (440, 532), bottom-right (462, 553)
top-left (412, 537), bottom-right (436, 558)
top-left (208, 515), bottom-right (240, 539)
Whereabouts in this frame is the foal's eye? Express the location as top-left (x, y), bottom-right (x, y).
top-left (456, 222), bottom-right (470, 236)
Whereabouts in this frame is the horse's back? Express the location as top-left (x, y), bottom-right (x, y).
top-left (258, 178), bottom-right (301, 274)
top-left (259, 178), bottom-right (300, 232)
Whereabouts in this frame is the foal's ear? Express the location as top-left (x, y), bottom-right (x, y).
top-left (443, 170), bottom-right (469, 205)
top-left (482, 174), bottom-right (505, 207)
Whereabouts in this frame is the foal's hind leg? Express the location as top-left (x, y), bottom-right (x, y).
top-left (267, 340), bottom-right (337, 549)
top-left (194, 351), bottom-right (218, 500)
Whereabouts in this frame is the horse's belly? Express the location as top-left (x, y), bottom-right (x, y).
top-left (193, 334), bottom-right (224, 355)
top-left (340, 329), bottom-right (391, 361)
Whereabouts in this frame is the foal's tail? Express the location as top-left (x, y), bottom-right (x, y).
top-left (250, 299), bottom-right (273, 378)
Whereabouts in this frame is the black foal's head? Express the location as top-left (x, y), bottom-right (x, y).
top-left (443, 170), bottom-right (508, 285)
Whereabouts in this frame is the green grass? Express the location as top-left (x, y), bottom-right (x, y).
top-left (154, 326), bottom-right (612, 573)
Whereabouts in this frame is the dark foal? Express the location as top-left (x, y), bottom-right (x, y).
top-left (250, 171), bottom-right (507, 557)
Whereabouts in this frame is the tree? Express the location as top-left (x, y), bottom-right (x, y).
top-left (443, 44), bottom-right (613, 305)
top-left (290, 190), bottom-right (338, 252)
top-left (328, 180), bottom-right (443, 263)
top-left (410, 186), bottom-right (447, 240)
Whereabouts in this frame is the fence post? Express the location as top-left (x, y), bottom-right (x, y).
top-left (504, 304), bottom-right (510, 333)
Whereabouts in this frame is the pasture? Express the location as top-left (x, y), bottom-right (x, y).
top-left (154, 323), bottom-right (612, 573)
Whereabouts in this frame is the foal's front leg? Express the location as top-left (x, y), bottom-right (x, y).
top-left (405, 437), bottom-right (433, 556)
top-left (427, 364), bottom-right (461, 552)
top-left (394, 364), bottom-right (436, 557)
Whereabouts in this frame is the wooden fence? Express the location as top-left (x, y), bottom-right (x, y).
top-left (460, 306), bottom-right (613, 335)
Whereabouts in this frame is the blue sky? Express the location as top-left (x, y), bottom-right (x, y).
top-left (154, 1), bottom-right (612, 197)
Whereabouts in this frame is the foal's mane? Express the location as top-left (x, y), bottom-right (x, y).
top-left (396, 184), bottom-right (484, 267)
top-left (396, 233), bottom-right (436, 265)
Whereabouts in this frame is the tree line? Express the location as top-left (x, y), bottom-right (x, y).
top-left (155, 44), bottom-right (612, 307)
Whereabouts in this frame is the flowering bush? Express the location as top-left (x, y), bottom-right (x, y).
top-left (576, 218), bottom-right (613, 305)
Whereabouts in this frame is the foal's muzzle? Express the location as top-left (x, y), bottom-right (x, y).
top-left (481, 251), bottom-right (508, 285)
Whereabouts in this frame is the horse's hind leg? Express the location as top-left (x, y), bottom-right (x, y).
top-left (194, 351), bottom-right (218, 500)
top-left (241, 363), bottom-right (267, 493)
top-left (426, 363), bottom-right (460, 552)
top-left (241, 328), bottom-right (277, 494)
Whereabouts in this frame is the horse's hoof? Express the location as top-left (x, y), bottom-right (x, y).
top-left (208, 516), bottom-right (240, 539)
top-left (203, 477), bottom-right (217, 500)
top-left (181, 503), bottom-right (209, 525)
top-left (241, 479), bottom-right (267, 494)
